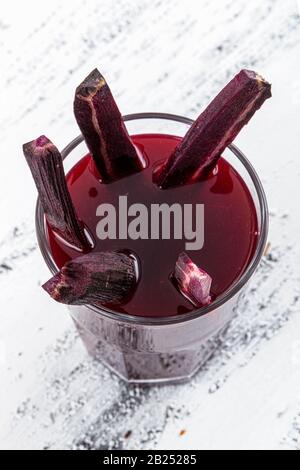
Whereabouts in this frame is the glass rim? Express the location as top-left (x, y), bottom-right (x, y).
top-left (35, 112), bottom-right (269, 326)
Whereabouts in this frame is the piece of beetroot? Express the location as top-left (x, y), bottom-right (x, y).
top-left (154, 69), bottom-right (271, 188)
top-left (42, 251), bottom-right (137, 306)
top-left (174, 252), bottom-right (212, 307)
top-left (74, 68), bottom-right (145, 182)
top-left (23, 136), bottom-right (89, 250)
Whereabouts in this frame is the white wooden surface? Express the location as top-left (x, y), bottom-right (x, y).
top-left (1, 0), bottom-right (300, 450)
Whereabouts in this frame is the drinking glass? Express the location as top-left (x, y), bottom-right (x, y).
top-left (36, 113), bottom-right (268, 384)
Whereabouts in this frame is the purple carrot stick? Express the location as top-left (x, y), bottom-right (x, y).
top-left (154, 69), bottom-right (271, 188)
top-left (23, 136), bottom-right (89, 250)
top-left (174, 252), bottom-right (212, 307)
top-left (74, 68), bottom-right (145, 182)
top-left (43, 251), bottom-right (137, 307)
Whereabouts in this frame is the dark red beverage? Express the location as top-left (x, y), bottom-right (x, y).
top-left (46, 133), bottom-right (258, 318)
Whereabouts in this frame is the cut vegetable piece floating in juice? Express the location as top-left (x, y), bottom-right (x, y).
top-left (74, 68), bottom-right (145, 182)
top-left (42, 251), bottom-right (137, 306)
top-left (23, 136), bottom-right (90, 251)
top-left (174, 252), bottom-right (212, 307)
top-left (154, 69), bottom-right (271, 188)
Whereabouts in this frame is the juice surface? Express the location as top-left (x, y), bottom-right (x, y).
top-left (47, 134), bottom-right (258, 317)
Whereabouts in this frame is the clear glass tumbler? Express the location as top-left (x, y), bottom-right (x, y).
top-left (35, 113), bottom-right (268, 384)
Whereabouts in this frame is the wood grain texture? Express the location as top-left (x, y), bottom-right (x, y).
top-left (0, 0), bottom-right (300, 450)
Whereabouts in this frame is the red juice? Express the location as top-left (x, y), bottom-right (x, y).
top-left (46, 133), bottom-right (258, 318)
